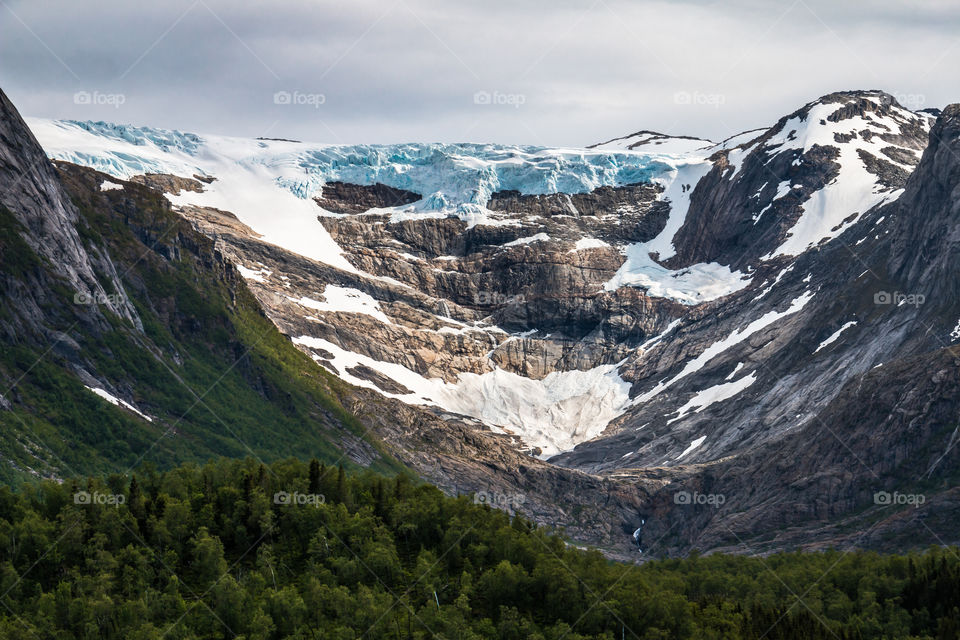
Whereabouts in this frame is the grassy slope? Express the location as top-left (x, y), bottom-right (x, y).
top-left (0, 164), bottom-right (405, 484)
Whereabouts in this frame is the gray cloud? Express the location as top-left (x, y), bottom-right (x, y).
top-left (2, 0), bottom-right (958, 146)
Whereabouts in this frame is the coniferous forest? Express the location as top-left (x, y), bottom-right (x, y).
top-left (0, 458), bottom-right (957, 639)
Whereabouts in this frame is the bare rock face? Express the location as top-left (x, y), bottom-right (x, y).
top-left (130, 173), bottom-right (208, 195)
top-left (488, 182), bottom-right (667, 233)
top-left (665, 91), bottom-right (932, 271)
top-left (314, 181), bottom-right (421, 213)
top-left (0, 89), bottom-right (139, 331)
top-left (887, 103), bottom-right (960, 296)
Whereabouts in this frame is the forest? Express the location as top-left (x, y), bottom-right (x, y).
top-left (0, 457), bottom-right (957, 639)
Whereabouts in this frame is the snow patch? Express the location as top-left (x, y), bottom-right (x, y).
top-left (503, 232), bottom-right (549, 247)
top-left (724, 362), bottom-right (744, 380)
top-left (668, 372), bottom-right (757, 424)
top-left (236, 264), bottom-right (271, 283)
top-left (814, 321), bottom-right (857, 353)
top-left (761, 101), bottom-right (924, 258)
top-left (604, 250), bottom-right (751, 305)
top-left (85, 386), bottom-right (153, 422)
top-left (99, 180), bottom-right (123, 191)
top-left (635, 291), bottom-right (814, 403)
top-left (570, 237), bottom-right (610, 252)
top-left (677, 435), bottom-right (707, 461)
top-left (603, 160), bottom-right (752, 304)
top-left (290, 335), bottom-right (631, 458)
top-left (639, 319), bottom-right (682, 354)
top-left (295, 285), bottom-right (391, 324)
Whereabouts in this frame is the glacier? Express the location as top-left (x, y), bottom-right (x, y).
top-left (28, 117), bottom-right (754, 304)
top-left (31, 119), bottom-right (676, 221)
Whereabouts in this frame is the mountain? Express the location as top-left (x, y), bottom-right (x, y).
top-left (0, 87), bottom-right (644, 555)
top-left (0, 88), bottom-right (406, 480)
top-left (10, 88), bottom-right (960, 556)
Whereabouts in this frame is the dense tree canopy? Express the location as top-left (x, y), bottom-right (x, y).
top-left (0, 458), bottom-right (956, 639)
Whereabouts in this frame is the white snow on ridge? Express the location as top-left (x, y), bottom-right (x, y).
top-left (668, 371), bottom-right (757, 424)
top-left (635, 291), bottom-right (814, 403)
top-left (85, 386), bottom-right (153, 422)
top-left (677, 435), bottom-right (706, 460)
top-left (762, 97), bottom-right (926, 258)
top-left (814, 321), bottom-right (857, 353)
top-left (295, 285), bottom-right (392, 324)
top-left (591, 132), bottom-right (714, 155)
top-left (99, 180), bottom-right (123, 191)
top-left (291, 334), bottom-right (631, 457)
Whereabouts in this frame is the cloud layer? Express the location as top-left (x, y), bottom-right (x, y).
top-left (2, 0), bottom-right (958, 145)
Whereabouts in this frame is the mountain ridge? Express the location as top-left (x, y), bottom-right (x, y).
top-left (7, 87), bottom-right (960, 557)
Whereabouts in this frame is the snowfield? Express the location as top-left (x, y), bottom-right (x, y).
top-left (291, 335), bottom-right (632, 457)
top-left (757, 94), bottom-right (924, 258)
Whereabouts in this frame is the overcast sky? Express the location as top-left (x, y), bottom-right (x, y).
top-left (2, 0), bottom-right (958, 147)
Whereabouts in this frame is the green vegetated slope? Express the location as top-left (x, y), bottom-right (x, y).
top-left (0, 162), bottom-right (404, 483)
top-left (1, 457), bottom-right (957, 640)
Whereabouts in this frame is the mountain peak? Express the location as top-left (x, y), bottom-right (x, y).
top-left (588, 130), bottom-right (715, 154)
top-left (659, 88), bottom-right (932, 270)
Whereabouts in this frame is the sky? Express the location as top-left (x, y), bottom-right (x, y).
top-left (2, 0), bottom-right (958, 147)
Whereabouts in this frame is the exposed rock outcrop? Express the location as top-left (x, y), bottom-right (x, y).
top-left (0, 89), bottom-right (140, 333)
top-left (314, 181), bottom-right (421, 213)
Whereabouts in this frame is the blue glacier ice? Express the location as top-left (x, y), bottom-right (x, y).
top-left (40, 120), bottom-right (682, 216)
top-left (65, 120), bottom-right (203, 154)
top-left (282, 143), bottom-right (674, 213)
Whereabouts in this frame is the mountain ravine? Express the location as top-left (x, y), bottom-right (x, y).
top-left (6, 88), bottom-right (959, 557)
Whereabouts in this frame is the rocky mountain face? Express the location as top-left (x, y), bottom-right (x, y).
top-left (579, 98), bottom-right (960, 554)
top-left (665, 91), bottom-right (931, 270)
top-left (17, 89), bottom-right (960, 557)
top-left (0, 88), bottom-right (410, 482)
top-left (0, 90), bottom-right (138, 333)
